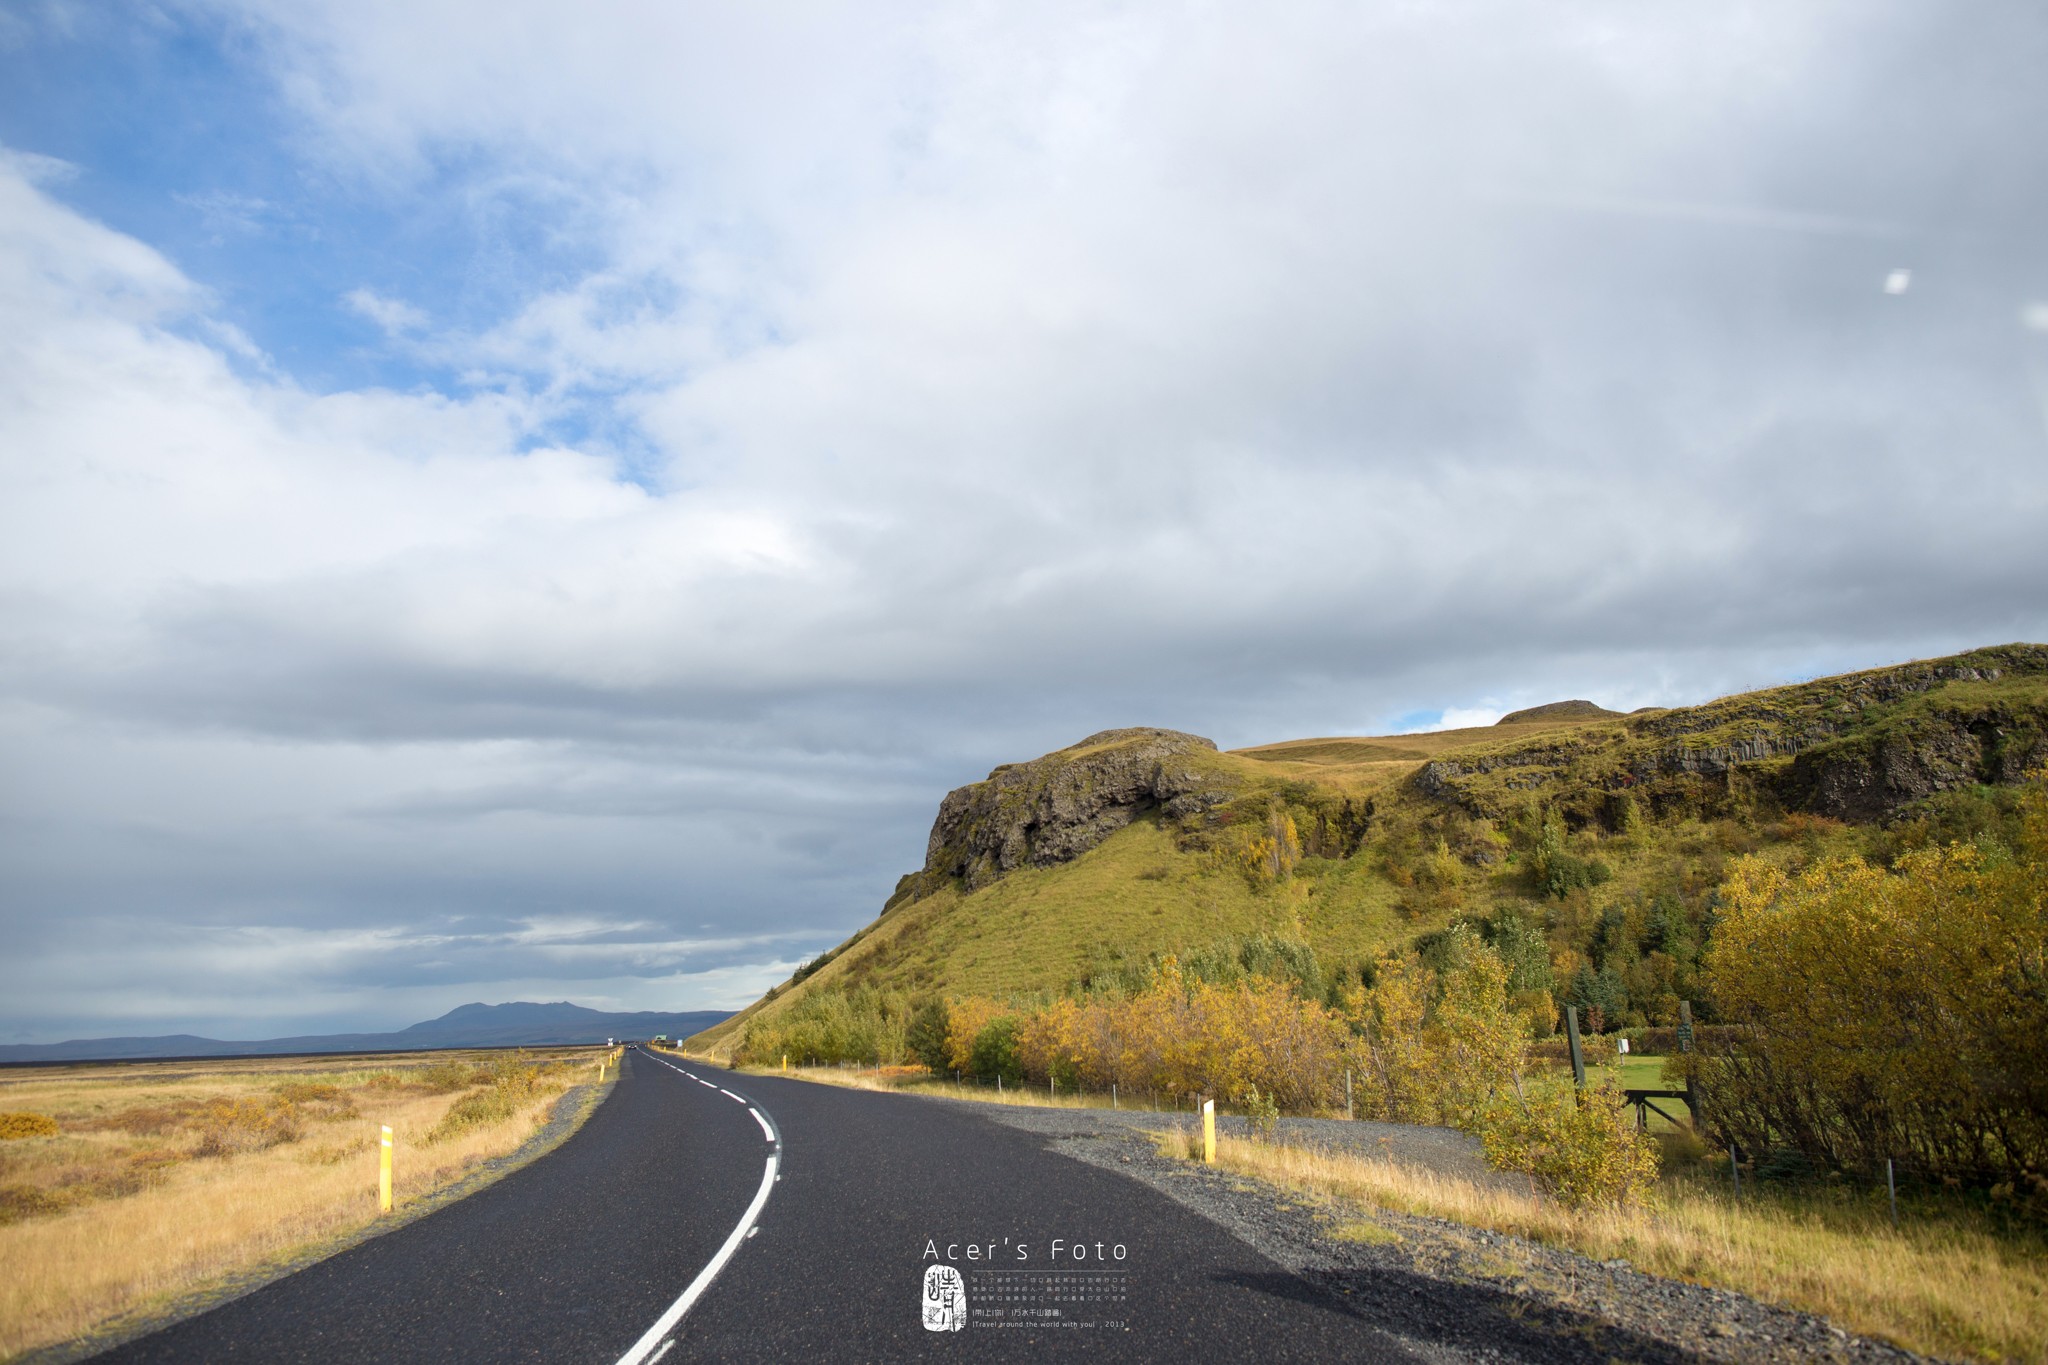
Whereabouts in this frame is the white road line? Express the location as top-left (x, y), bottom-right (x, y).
top-left (611, 1064), bottom-right (781, 1365)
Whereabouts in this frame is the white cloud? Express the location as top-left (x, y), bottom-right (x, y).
top-left (0, 146), bottom-right (78, 185)
top-left (1423, 708), bottom-right (1509, 733)
top-left (343, 285), bottom-right (429, 334)
top-left (5, 1), bottom-right (2047, 1038)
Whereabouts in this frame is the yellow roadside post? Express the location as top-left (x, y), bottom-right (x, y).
top-left (1201, 1099), bottom-right (1215, 1164)
top-left (379, 1125), bottom-right (394, 1212)
top-left (782, 1054), bottom-right (788, 1074)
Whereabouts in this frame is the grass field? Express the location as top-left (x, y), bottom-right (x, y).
top-left (693, 812), bottom-right (1429, 1056)
top-left (0, 1047), bottom-right (610, 1360)
top-left (1189, 1134), bottom-right (2047, 1364)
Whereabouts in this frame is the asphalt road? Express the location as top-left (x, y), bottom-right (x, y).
top-left (93, 1049), bottom-right (1455, 1362)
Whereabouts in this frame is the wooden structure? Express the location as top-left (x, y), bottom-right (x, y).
top-left (1567, 1000), bottom-right (1702, 1132)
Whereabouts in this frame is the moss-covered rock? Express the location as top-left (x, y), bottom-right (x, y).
top-left (911, 727), bottom-right (1236, 896)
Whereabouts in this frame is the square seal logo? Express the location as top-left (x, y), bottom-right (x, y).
top-left (921, 1264), bottom-right (967, 1332)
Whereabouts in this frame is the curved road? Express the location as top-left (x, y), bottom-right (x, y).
top-left (93, 1049), bottom-right (1564, 1362)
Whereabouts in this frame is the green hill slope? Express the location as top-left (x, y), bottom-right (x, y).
top-left (692, 644), bottom-right (2048, 1059)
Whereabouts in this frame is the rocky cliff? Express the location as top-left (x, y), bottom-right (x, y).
top-left (893, 727), bottom-right (1236, 902)
top-left (1410, 644), bottom-right (2048, 825)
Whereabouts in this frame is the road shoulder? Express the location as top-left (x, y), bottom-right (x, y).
top-left (977, 1105), bottom-right (1925, 1364)
top-left (18, 1079), bottom-right (615, 1365)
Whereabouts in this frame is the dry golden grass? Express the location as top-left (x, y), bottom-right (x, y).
top-left (1187, 1133), bottom-right (2048, 1364)
top-left (754, 1062), bottom-right (2047, 1357)
top-left (0, 1048), bottom-right (612, 1361)
top-left (741, 1062), bottom-right (1191, 1113)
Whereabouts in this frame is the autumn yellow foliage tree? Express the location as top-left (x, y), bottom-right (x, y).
top-left (942, 996), bottom-right (1012, 1074)
top-left (1342, 928), bottom-right (1529, 1126)
top-left (1481, 1071), bottom-right (1660, 1208)
top-left (971, 957), bottom-right (1347, 1110)
top-left (1345, 927), bottom-right (1658, 1206)
top-left (1229, 806), bottom-right (1302, 886)
top-left (1342, 952), bottom-right (1437, 1122)
top-left (1701, 779), bottom-right (2048, 1196)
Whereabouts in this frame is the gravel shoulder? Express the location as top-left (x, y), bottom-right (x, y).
top-left (955, 1100), bottom-right (1929, 1365)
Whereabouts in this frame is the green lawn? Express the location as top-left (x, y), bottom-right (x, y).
top-left (1617, 1053), bottom-right (1673, 1089)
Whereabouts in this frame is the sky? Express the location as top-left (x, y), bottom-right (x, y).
top-left (2, 2), bottom-right (2045, 1043)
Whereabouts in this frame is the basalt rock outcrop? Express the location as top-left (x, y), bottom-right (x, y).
top-left (1410, 644), bottom-right (2048, 825)
top-left (893, 728), bottom-right (1235, 902)
top-left (1782, 708), bottom-right (2048, 821)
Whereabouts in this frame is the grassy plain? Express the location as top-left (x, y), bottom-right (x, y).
top-left (0, 1048), bottom-right (608, 1361)
top-left (1191, 1134), bottom-right (2047, 1364)
top-left (1229, 714), bottom-right (1621, 795)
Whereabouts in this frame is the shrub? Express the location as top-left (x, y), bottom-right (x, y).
top-left (905, 997), bottom-right (951, 1071)
top-left (1343, 930), bottom-right (1532, 1128)
top-left (1344, 952), bottom-right (1436, 1122)
top-left (736, 985), bottom-right (921, 1067)
top-left (1227, 808), bottom-right (1302, 886)
top-left (426, 1059), bottom-right (557, 1143)
top-left (1527, 812), bottom-right (1613, 897)
top-left (0, 1112), bottom-right (59, 1140)
top-left (0, 1184), bottom-right (65, 1222)
top-left (1238, 1085), bottom-right (1279, 1139)
top-left (429, 1087), bottom-right (523, 1143)
top-left (75, 1099), bottom-right (205, 1136)
top-left (274, 1082), bottom-right (359, 1119)
top-left (943, 997), bottom-right (1010, 1073)
top-left (967, 1018), bottom-right (1024, 1084)
top-left (1701, 778), bottom-right (2048, 1198)
top-left (1480, 1076), bottom-right (1661, 1208)
top-left (415, 1061), bottom-right (474, 1093)
top-left (273, 1082), bottom-right (345, 1103)
top-left (192, 1097), bottom-right (303, 1157)
top-left (1085, 933), bottom-right (1324, 1000)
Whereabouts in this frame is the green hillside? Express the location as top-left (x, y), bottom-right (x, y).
top-left (692, 644), bottom-right (2048, 1060)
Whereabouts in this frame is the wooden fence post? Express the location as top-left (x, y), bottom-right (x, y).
top-left (1565, 1005), bottom-right (1587, 1089)
top-left (1678, 1000), bottom-right (1700, 1129)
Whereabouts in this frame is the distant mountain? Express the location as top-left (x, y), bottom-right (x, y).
top-left (0, 1001), bottom-right (731, 1063)
top-left (1495, 699), bottom-right (1624, 724)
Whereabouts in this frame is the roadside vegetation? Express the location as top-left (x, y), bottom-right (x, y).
top-left (742, 768), bottom-right (2047, 1360)
top-left (0, 1048), bottom-right (605, 1360)
top-left (1197, 1134), bottom-right (2048, 1364)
